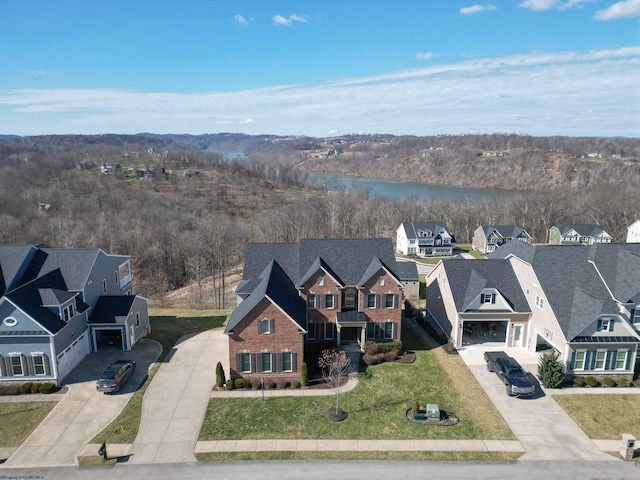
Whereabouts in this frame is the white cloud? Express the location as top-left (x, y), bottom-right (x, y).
top-left (272, 13), bottom-right (308, 26)
top-left (1, 47), bottom-right (638, 137)
top-left (234, 15), bottom-right (248, 25)
top-left (594, 0), bottom-right (640, 20)
top-left (460, 5), bottom-right (496, 14)
top-left (519, 0), bottom-right (558, 10)
top-left (415, 52), bottom-right (435, 61)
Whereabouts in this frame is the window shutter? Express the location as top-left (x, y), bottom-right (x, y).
top-left (292, 353), bottom-right (297, 372)
top-left (611, 351), bottom-right (618, 370)
top-left (6, 357), bottom-right (13, 377)
top-left (236, 354), bottom-right (242, 372)
top-left (584, 351), bottom-right (591, 370)
top-left (271, 353), bottom-right (276, 372)
top-left (604, 351), bottom-right (611, 370)
top-left (608, 319), bottom-right (614, 332)
top-left (590, 351), bottom-right (596, 370)
top-left (0, 356), bottom-right (5, 376)
top-left (392, 322), bottom-right (397, 340)
top-left (278, 353), bottom-right (283, 372)
top-left (394, 294), bottom-right (399, 308)
top-left (376, 294), bottom-right (381, 309)
top-left (491, 294), bottom-right (496, 304)
top-left (27, 356), bottom-right (34, 376)
top-left (270, 319), bottom-right (275, 334)
top-left (258, 321), bottom-right (263, 334)
top-left (625, 352), bottom-right (632, 370)
top-left (251, 354), bottom-right (257, 373)
top-left (21, 355), bottom-right (27, 376)
top-left (596, 320), bottom-right (603, 332)
top-left (570, 351), bottom-right (576, 369)
top-left (257, 354), bottom-right (263, 372)
top-left (44, 355), bottom-right (51, 376)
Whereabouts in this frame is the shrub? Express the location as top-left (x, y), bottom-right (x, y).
top-left (289, 380), bottom-right (300, 389)
top-left (234, 378), bottom-right (250, 389)
top-left (31, 383), bottom-right (41, 394)
top-left (585, 376), bottom-right (599, 387)
top-left (226, 378), bottom-right (235, 390)
top-left (619, 377), bottom-right (631, 388)
top-left (264, 379), bottom-right (276, 389)
top-left (383, 350), bottom-right (398, 362)
top-left (602, 377), bottom-right (616, 387)
top-left (412, 400), bottom-right (420, 413)
top-left (19, 382), bottom-right (33, 395)
top-left (300, 362), bottom-right (308, 387)
top-left (215, 361), bottom-right (226, 388)
top-left (250, 378), bottom-right (263, 390)
top-left (276, 379), bottom-right (289, 389)
top-left (38, 383), bottom-right (55, 394)
top-left (537, 351), bottom-right (564, 389)
top-left (572, 376), bottom-right (585, 387)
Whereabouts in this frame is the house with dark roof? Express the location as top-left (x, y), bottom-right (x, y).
top-left (472, 225), bottom-right (533, 254)
top-left (395, 261), bottom-right (420, 299)
top-left (548, 224), bottom-right (612, 245)
top-left (0, 245), bottom-right (149, 384)
top-left (396, 222), bottom-right (456, 257)
top-left (226, 238), bottom-right (403, 383)
top-left (427, 241), bottom-right (640, 382)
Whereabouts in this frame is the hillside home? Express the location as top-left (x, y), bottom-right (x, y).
top-left (548, 224), bottom-right (612, 245)
top-left (396, 222), bottom-right (456, 257)
top-left (426, 241), bottom-right (640, 381)
top-left (225, 238), bottom-right (403, 382)
top-left (0, 245), bottom-right (149, 384)
top-left (627, 220), bottom-right (640, 243)
top-left (472, 225), bottom-right (533, 254)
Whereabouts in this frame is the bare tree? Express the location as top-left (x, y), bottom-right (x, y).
top-left (318, 348), bottom-right (351, 421)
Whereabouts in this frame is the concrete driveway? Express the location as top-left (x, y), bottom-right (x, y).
top-left (2, 339), bottom-right (161, 468)
top-left (457, 344), bottom-right (614, 461)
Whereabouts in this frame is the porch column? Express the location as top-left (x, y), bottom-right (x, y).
top-left (360, 326), bottom-right (366, 352)
top-left (336, 324), bottom-right (341, 346)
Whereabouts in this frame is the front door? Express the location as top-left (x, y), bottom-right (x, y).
top-left (513, 324), bottom-right (523, 347)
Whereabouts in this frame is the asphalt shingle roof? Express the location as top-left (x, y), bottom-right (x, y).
top-left (89, 295), bottom-right (137, 324)
top-left (395, 261), bottom-right (419, 281)
top-left (0, 245), bottom-right (35, 295)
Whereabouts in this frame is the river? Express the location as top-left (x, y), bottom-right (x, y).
top-left (308, 172), bottom-right (522, 203)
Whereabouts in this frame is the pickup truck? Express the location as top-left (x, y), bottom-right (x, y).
top-left (484, 351), bottom-right (535, 397)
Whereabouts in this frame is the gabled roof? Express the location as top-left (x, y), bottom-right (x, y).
top-left (89, 295), bottom-right (137, 324)
top-left (553, 224), bottom-right (611, 238)
top-left (225, 259), bottom-right (306, 335)
top-left (442, 259), bottom-right (530, 312)
top-left (399, 222), bottom-right (454, 240)
top-left (0, 245), bottom-right (35, 295)
top-left (481, 225), bottom-right (530, 239)
top-left (38, 288), bottom-right (77, 307)
top-left (588, 243), bottom-right (640, 304)
top-left (356, 256), bottom-right (402, 287)
top-left (395, 261), bottom-right (419, 281)
top-left (487, 240), bottom-right (536, 263)
top-left (297, 256), bottom-right (344, 288)
top-left (20, 248), bottom-right (101, 291)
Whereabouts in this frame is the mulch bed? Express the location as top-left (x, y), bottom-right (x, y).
top-left (328, 407), bottom-right (348, 421)
top-left (396, 351), bottom-right (416, 363)
top-left (405, 408), bottom-right (459, 426)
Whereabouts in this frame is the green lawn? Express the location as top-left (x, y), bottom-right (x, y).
top-left (0, 402), bottom-right (57, 448)
top-left (199, 319), bottom-right (513, 441)
top-left (553, 394), bottom-right (640, 440)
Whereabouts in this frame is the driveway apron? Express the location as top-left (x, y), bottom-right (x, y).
top-left (2, 340), bottom-right (159, 468)
top-left (128, 329), bottom-right (227, 464)
top-left (458, 345), bottom-right (614, 461)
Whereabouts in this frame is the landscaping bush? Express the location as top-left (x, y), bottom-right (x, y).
top-left (226, 379), bottom-right (235, 390)
top-left (585, 376), bottom-right (599, 387)
top-left (215, 361), bottom-right (226, 388)
top-left (234, 378), bottom-right (250, 389)
top-left (300, 362), bottom-right (308, 387)
top-left (619, 378), bottom-right (631, 388)
top-left (602, 377), bottom-right (616, 388)
top-left (537, 351), bottom-right (564, 389)
top-left (572, 376), bottom-right (585, 387)
top-left (384, 350), bottom-right (398, 362)
top-left (363, 340), bottom-right (402, 356)
top-left (250, 378), bottom-right (263, 390)
top-left (19, 382), bottom-right (33, 395)
top-left (30, 383), bottom-right (40, 394)
top-left (289, 380), bottom-right (300, 389)
top-left (412, 400), bottom-right (420, 413)
top-left (0, 384), bottom-right (20, 395)
top-left (276, 379), bottom-right (289, 389)
top-left (264, 379), bottom-right (276, 389)
top-left (38, 383), bottom-right (56, 394)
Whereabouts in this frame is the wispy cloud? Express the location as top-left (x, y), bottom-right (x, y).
top-left (234, 15), bottom-right (248, 25)
top-left (272, 13), bottom-right (308, 26)
top-left (460, 5), bottom-right (496, 15)
top-left (1, 47), bottom-right (638, 137)
top-left (415, 52), bottom-right (435, 61)
top-left (519, 0), bottom-right (597, 10)
top-left (594, 0), bottom-right (640, 20)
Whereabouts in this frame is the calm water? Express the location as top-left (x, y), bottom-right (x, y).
top-left (309, 172), bottom-right (522, 203)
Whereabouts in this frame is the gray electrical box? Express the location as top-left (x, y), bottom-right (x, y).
top-left (426, 404), bottom-right (440, 420)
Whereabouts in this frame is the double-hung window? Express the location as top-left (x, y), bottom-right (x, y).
top-left (325, 294), bottom-right (334, 309)
top-left (573, 350), bottom-right (586, 370)
top-left (385, 294), bottom-right (395, 308)
top-left (258, 318), bottom-right (272, 334)
top-left (383, 322), bottom-right (394, 339)
top-left (615, 349), bottom-right (628, 370)
top-left (307, 294), bottom-right (317, 309)
top-left (281, 352), bottom-right (293, 372)
top-left (367, 294), bottom-right (376, 309)
top-left (32, 355), bottom-right (46, 375)
top-left (594, 350), bottom-right (607, 370)
top-left (10, 355), bottom-right (24, 376)
top-left (260, 352), bottom-right (272, 372)
top-left (240, 353), bottom-right (251, 373)
top-left (344, 291), bottom-right (355, 308)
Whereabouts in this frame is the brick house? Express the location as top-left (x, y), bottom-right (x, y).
top-left (225, 238), bottom-right (404, 382)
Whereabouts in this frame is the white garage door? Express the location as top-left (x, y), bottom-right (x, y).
top-left (57, 331), bottom-right (90, 380)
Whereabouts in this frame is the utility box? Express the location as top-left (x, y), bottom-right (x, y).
top-left (426, 404), bottom-right (440, 420)
top-left (620, 434), bottom-right (636, 461)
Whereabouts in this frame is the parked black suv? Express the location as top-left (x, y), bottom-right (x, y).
top-left (96, 359), bottom-right (136, 393)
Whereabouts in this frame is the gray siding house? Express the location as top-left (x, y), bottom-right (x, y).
top-left (472, 225), bottom-right (533, 254)
top-left (548, 224), bottom-right (612, 245)
top-left (0, 245), bottom-right (149, 384)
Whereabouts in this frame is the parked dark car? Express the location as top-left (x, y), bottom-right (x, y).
top-left (484, 351), bottom-right (535, 397)
top-left (96, 359), bottom-right (136, 393)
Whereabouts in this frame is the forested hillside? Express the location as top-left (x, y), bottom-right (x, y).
top-left (1, 134), bottom-right (639, 309)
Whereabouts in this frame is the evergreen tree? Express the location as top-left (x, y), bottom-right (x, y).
top-left (300, 362), bottom-right (308, 387)
top-left (215, 361), bottom-right (226, 388)
top-left (537, 351), bottom-right (564, 389)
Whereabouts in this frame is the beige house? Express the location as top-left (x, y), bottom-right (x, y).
top-left (426, 241), bottom-right (640, 381)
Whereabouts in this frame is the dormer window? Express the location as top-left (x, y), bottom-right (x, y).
top-left (481, 293), bottom-right (496, 304)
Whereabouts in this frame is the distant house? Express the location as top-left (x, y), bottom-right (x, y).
top-left (0, 245), bottom-right (149, 384)
top-left (627, 220), bottom-right (640, 243)
top-left (100, 163), bottom-right (122, 174)
top-left (395, 261), bottom-right (420, 300)
top-left (396, 222), bottom-right (455, 257)
top-left (426, 241), bottom-right (640, 382)
top-left (225, 238), bottom-right (403, 383)
top-left (548, 224), bottom-right (612, 245)
top-left (472, 225), bottom-right (533, 254)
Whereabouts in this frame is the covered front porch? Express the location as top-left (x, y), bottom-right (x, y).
top-left (336, 310), bottom-right (367, 353)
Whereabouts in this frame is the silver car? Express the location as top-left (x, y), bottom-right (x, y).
top-left (96, 359), bottom-right (136, 393)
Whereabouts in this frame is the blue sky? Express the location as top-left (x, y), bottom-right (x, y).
top-left (1, 0), bottom-right (639, 137)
